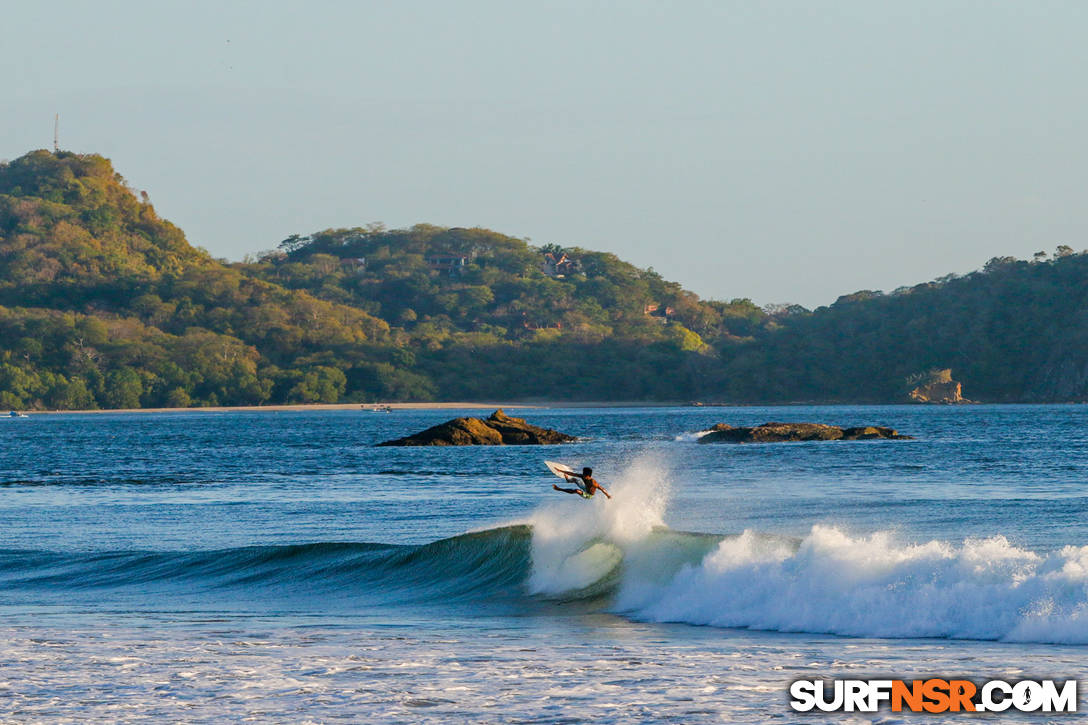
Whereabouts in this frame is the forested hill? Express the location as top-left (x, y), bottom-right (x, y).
top-left (0, 150), bottom-right (766, 408)
top-left (249, 228), bottom-right (1088, 404)
top-left (1, 149), bottom-right (1086, 409)
top-left (720, 251), bottom-right (1088, 403)
top-left (0, 151), bottom-right (390, 409)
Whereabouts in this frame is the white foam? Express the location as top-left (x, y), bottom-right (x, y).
top-left (673, 430), bottom-right (713, 442)
top-left (617, 525), bottom-right (1088, 643)
top-left (528, 453), bottom-right (671, 595)
top-left (524, 458), bottom-right (1088, 645)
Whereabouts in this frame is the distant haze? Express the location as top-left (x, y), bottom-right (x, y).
top-left (4, 0), bottom-right (1086, 307)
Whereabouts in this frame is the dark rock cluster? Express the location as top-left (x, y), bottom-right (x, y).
top-left (697, 422), bottom-right (912, 444)
top-left (378, 409), bottom-right (577, 446)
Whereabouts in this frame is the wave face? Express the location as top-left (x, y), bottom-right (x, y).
top-left (4, 452), bottom-right (1088, 644)
top-left (0, 526), bottom-right (533, 606)
top-left (6, 523), bottom-right (1088, 644)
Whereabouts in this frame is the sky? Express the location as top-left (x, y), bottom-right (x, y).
top-left (3, 0), bottom-right (1087, 307)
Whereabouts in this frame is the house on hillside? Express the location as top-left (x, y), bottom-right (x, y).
top-left (521, 312), bottom-right (562, 330)
top-left (340, 257), bottom-right (367, 274)
top-left (427, 255), bottom-right (468, 275)
top-left (541, 252), bottom-right (580, 277)
top-left (643, 302), bottom-right (674, 321)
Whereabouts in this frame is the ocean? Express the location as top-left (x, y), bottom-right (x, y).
top-left (1, 405), bottom-right (1087, 722)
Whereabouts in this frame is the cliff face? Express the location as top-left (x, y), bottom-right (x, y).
top-left (908, 370), bottom-right (966, 404)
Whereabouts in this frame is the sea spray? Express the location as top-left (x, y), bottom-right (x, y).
top-left (616, 525), bottom-right (1088, 643)
top-left (528, 453), bottom-right (672, 595)
top-left (674, 429), bottom-right (713, 442)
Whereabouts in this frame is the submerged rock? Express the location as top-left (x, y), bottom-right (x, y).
top-left (697, 422), bottom-right (912, 444)
top-left (377, 409), bottom-right (577, 446)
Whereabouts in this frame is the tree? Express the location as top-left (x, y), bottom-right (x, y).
top-left (166, 388), bottom-right (191, 408)
top-left (49, 377), bottom-right (97, 410)
top-left (102, 368), bottom-right (143, 409)
top-left (287, 366), bottom-right (347, 403)
top-left (983, 256), bottom-right (1018, 273)
top-left (278, 234), bottom-right (310, 253)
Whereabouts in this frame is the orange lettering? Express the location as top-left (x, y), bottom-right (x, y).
top-left (948, 680), bottom-right (977, 712)
top-left (922, 679), bottom-right (951, 713)
top-left (892, 680), bottom-right (924, 712)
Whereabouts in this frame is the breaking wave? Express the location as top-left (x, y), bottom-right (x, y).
top-left (4, 455), bottom-right (1088, 644)
top-left (615, 526), bottom-right (1088, 644)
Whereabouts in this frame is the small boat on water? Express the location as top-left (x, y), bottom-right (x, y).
top-left (363, 404), bottom-right (394, 413)
top-left (7, 411), bottom-right (28, 418)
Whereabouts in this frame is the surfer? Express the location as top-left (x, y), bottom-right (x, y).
top-left (552, 467), bottom-right (612, 500)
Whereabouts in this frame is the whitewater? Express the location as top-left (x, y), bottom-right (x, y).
top-left (2, 405), bottom-right (1088, 721)
top-left (526, 453), bottom-right (1088, 644)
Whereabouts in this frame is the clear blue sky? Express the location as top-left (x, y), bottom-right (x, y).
top-left (4, 0), bottom-right (1086, 307)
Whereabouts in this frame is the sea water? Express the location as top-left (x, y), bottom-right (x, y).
top-left (1, 405), bottom-right (1086, 722)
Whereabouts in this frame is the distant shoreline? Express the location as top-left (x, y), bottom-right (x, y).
top-left (16, 400), bottom-right (1083, 415)
top-left (22, 401), bottom-right (698, 415)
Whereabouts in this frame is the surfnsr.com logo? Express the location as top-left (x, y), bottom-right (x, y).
top-left (789, 679), bottom-right (1077, 713)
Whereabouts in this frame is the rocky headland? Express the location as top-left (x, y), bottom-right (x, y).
top-left (907, 369), bottom-right (972, 404)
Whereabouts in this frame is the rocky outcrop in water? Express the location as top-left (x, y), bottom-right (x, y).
top-left (697, 422), bottom-right (912, 443)
top-left (377, 409), bottom-right (577, 446)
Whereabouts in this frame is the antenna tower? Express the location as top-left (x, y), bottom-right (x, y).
top-left (54, 114), bottom-right (59, 153)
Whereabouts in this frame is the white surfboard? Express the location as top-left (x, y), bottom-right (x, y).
top-left (544, 460), bottom-right (589, 494)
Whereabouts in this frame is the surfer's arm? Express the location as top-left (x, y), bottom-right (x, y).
top-left (597, 484), bottom-right (612, 499)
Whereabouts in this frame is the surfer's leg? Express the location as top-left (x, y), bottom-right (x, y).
top-left (553, 484), bottom-right (580, 494)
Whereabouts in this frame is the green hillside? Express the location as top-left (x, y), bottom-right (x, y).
top-left (0, 150), bottom-right (761, 408)
top-left (234, 225), bottom-right (773, 400)
top-left (719, 251), bottom-right (1088, 403)
top-left (0, 151), bottom-right (389, 409)
top-left (1, 149), bottom-right (1086, 409)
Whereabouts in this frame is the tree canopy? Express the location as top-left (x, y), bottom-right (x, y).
top-left (1, 149), bottom-right (1086, 409)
